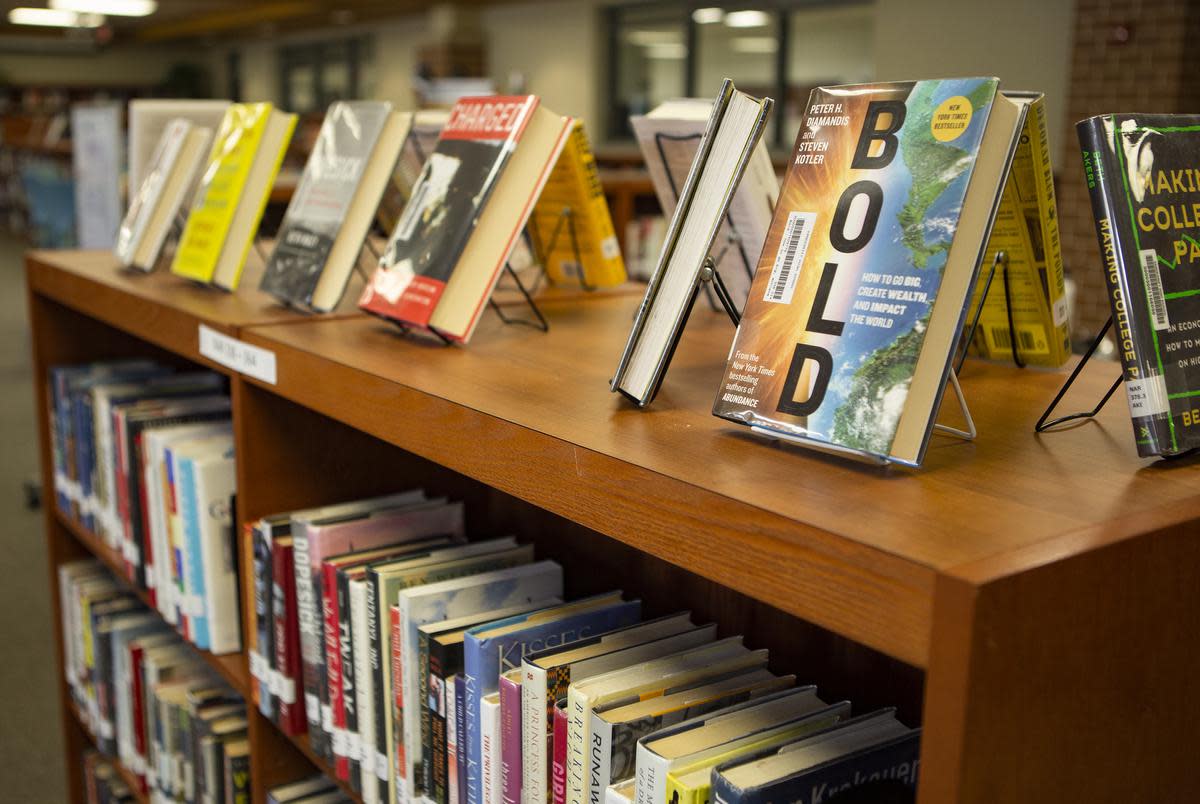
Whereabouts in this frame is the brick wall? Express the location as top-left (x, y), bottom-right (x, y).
top-left (1060, 0), bottom-right (1200, 338)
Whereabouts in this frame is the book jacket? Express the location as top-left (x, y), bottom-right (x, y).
top-left (1077, 114), bottom-right (1200, 456)
top-left (713, 78), bottom-right (999, 459)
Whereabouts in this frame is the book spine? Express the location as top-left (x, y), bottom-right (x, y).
top-left (499, 674), bottom-right (522, 804)
top-left (367, 577), bottom-right (388, 804)
top-left (251, 524), bottom-right (274, 719)
top-left (391, 603), bottom-right (407, 804)
top-left (226, 752), bottom-right (251, 804)
top-left (352, 581), bottom-right (372, 794)
top-left (632, 744), bottom-right (669, 804)
top-left (454, 675), bottom-right (468, 804)
top-left (481, 696), bottom-right (501, 804)
top-left (272, 541), bottom-right (304, 734)
top-left (291, 524), bottom-right (326, 754)
top-left (551, 701), bottom-right (568, 804)
top-left (422, 633), bottom-right (441, 798)
top-left (337, 567), bottom-right (357, 782)
top-left (1076, 116), bottom-right (1174, 456)
top-left (178, 457), bottom-right (207, 648)
top-left (565, 686), bottom-right (590, 804)
top-left (464, 635), bottom-right (485, 804)
top-left (586, 715), bottom-right (614, 804)
top-left (198, 459), bottom-right (239, 654)
top-left (323, 561), bottom-right (348, 776)
top-left (442, 671), bottom-right (457, 804)
top-left (522, 662), bottom-right (550, 804)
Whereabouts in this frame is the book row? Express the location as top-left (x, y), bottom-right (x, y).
top-left (245, 490), bottom-right (920, 804)
top-left (61, 559), bottom-right (249, 804)
top-left (49, 359), bottom-right (240, 654)
top-left (106, 79), bottom-right (1200, 463)
top-left (84, 751), bottom-right (136, 804)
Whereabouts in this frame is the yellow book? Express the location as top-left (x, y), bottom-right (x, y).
top-left (531, 120), bottom-right (626, 288)
top-left (171, 103), bottom-right (296, 289)
top-left (968, 94), bottom-right (1070, 367)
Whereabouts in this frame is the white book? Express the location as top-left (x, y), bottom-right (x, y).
top-left (352, 578), bottom-right (377, 799)
top-left (398, 561), bottom-right (564, 804)
top-left (481, 692), bottom-right (502, 804)
top-left (189, 447), bottom-right (240, 653)
top-left (127, 99), bottom-right (230, 195)
top-left (605, 779), bottom-right (634, 804)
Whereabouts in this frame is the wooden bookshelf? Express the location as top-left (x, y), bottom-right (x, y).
top-left (29, 250), bottom-right (1200, 803)
top-left (70, 703), bottom-right (150, 804)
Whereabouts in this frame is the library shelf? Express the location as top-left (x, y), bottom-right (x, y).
top-left (69, 702), bottom-right (150, 804)
top-left (29, 250), bottom-right (1200, 803)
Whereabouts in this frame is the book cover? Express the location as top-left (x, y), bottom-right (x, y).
top-left (531, 121), bottom-right (626, 288)
top-left (713, 78), bottom-right (1002, 463)
top-left (499, 670), bottom-right (522, 804)
top-left (172, 103), bottom-right (273, 283)
top-left (251, 522), bottom-right (275, 719)
top-left (117, 118), bottom-right (191, 266)
top-left (1077, 113), bottom-right (1200, 456)
top-left (481, 692), bottom-right (502, 804)
top-left (261, 101), bottom-right (394, 308)
top-left (464, 596), bottom-right (641, 804)
top-left (552, 700), bottom-right (569, 804)
top-left (359, 96), bottom-right (538, 327)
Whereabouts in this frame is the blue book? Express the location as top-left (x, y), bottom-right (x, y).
top-left (463, 594), bottom-right (641, 804)
top-left (455, 674), bottom-right (468, 804)
top-left (710, 712), bottom-right (920, 804)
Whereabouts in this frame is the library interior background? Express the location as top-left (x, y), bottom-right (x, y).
top-left (3, 1), bottom-right (1198, 803)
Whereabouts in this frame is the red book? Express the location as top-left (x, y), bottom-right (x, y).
top-left (358, 96), bottom-right (539, 331)
top-left (132, 431), bottom-right (156, 607)
top-left (551, 700), bottom-right (568, 804)
top-left (322, 559), bottom-right (349, 778)
top-left (129, 643), bottom-right (150, 793)
top-left (391, 604), bottom-right (405, 793)
top-left (272, 538), bottom-right (306, 735)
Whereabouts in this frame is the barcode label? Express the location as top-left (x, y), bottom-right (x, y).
top-left (1139, 249), bottom-right (1170, 330)
top-left (989, 327), bottom-right (1047, 355)
top-left (1126, 374), bottom-right (1170, 417)
top-left (763, 211), bottom-right (816, 306)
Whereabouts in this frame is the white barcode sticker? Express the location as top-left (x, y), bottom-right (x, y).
top-left (347, 731), bottom-right (361, 760)
top-left (764, 211), bottom-right (816, 306)
top-left (1053, 297), bottom-right (1069, 327)
top-left (1138, 249), bottom-right (1171, 330)
top-left (306, 692), bottom-right (320, 723)
top-left (376, 751), bottom-right (390, 781)
top-left (249, 650), bottom-right (268, 681)
top-left (332, 727), bottom-right (348, 757)
top-left (322, 702), bottom-right (334, 732)
top-left (1125, 375), bottom-right (1170, 417)
top-left (361, 748), bottom-right (376, 774)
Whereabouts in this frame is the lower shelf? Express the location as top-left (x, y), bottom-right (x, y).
top-left (69, 701), bottom-right (150, 804)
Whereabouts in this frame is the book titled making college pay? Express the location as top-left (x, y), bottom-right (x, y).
top-left (1078, 113), bottom-right (1200, 457)
top-left (713, 77), bottom-right (1027, 465)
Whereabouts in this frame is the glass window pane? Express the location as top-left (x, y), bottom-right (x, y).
top-left (693, 7), bottom-right (779, 141)
top-left (612, 3), bottom-right (688, 139)
top-left (785, 3), bottom-right (875, 142)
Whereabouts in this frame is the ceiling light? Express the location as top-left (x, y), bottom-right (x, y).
top-left (626, 29), bottom-right (684, 46)
top-left (692, 7), bottom-right (723, 24)
top-left (724, 10), bottom-right (770, 27)
top-left (51, 0), bottom-right (156, 16)
top-left (8, 7), bottom-right (104, 26)
top-left (646, 43), bottom-right (687, 60)
top-left (731, 36), bottom-right (777, 53)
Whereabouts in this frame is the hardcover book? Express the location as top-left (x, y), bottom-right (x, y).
top-left (360, 95), bottom-right (574, 342)
top-left (127, 99), bottom-right (230, 194)
top-left (1077, 113), bottom-right (1200, 457)
top-left (261, 101), bottom-right (413, 312)
top-left (712, 78), bottom-right (1027, 465)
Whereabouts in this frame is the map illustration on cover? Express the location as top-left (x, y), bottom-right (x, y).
top-left (359, 96), bottom-right (538, 327)
top-left (261, 101), bottom-right (392, 307)
top-left (1078, 113), bottom-right (1200, 457)
top-left (713, 78), bottom-right (999, 459)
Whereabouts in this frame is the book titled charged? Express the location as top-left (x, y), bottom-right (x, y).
top-left (713, 78), bottom-right (1027, 465)
top-left (1076, 113), bottom-right (1200, 457)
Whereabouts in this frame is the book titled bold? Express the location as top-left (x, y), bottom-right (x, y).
top-left (713, 78), bottom-right (1026, 465)
top-left (360, 95), bottom-right (573, 342)
top-left (1077, 113), bottom-right (1200, 457)
top-left (261, 101), bottom-right (413, 312)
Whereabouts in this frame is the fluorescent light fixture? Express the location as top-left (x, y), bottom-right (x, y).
top-left (646, 43), bottom-right (687, 60)
top-left (51, 0), bottom-right (156, 16)
top-left (724, 10), bottom-right (770, 27)
top-left (731, 36), bottom-right (777, 53)
top-left (626, 29), bottom-right (684, 46)
top-left (7, 7), bottom-right (104, 26)
top-left (692, 7), bottom-right (724, 24)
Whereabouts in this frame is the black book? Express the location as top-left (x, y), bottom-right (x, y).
top-left (1077, 113), bottom-right (1200, 457)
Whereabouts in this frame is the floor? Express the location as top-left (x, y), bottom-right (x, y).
top-left (0, 232), bottom-right (67, 802)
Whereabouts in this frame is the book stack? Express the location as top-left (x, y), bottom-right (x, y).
top-left (61, 559), bottom-right (249, 804)
top-left (48, 360), bottom-right (241, 654)
top-left (245, 490), bottom-right (919, 804)
top-left (267, 775), bottom-right (354, 804)
top-left (83, 751), bottom-right (136, 804)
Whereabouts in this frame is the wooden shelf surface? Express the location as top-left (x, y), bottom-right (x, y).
top-left (55, 507), bottom-right (251, 697)
top-left (238, 293), bottom-right (1200, 668)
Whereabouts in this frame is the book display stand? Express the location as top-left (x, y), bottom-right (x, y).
top-left (958, 251), bottom-right (1026, 372)
top-left (1034, 315), bottom-right (1121, 432)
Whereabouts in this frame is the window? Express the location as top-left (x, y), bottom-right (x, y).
top-left (279, 37), bottom-right (372, 114)
top-left (606, 1), bottom-right (874, 145)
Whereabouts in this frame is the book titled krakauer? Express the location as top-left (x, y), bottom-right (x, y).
top-left (359, 95), bottom-right (573, 342)
top-left (1076, 113), bottom-right (1200, 457)
top-left (713, 78), bottom-right (1027, 466)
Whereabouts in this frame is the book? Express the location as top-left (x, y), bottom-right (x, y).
top-left (553, 699), bottom-right (569, 804)
top-left (967, 94), bottom-right (1070, 367)
top-left (268, 775), bottom-right (337, 804)
top-left (632, 98), bottom-right (780, 311)
top-left (530, 120), bottom-right (627, 288)
top-left (711, 78), bottom-right (1028, 465)
top-left (499, 668), bottom-right (523, 804)
top-left (522, 613), bottom-right (699, 804)
top-left (116, 119), bottom-right (214, 272)
top-left (633, 688), bottom-right (835, 804)
top-left (481, 691), bottom-right (503, 804)
top-left (1076, 113), bottom-right (1200, 457)
top-left (587, 669), bottom-right (792, 800)
top-left (710, 712), bottom-right (919, 804)
top-left (250, 516), bottom-right (286, 720)
top-left (171, 102), bottom-right (298, 289)
top-left (127, 99), bottom-right (230, 194)
top-left (613, 80), bottom-right (774, 406)
top-left (397, 561), bottom-right (565, 804)
top-left (272, 534), bottom-right (307, 735)
top-left (71, 102), bottom-right (123, 250)
top-left (464, 594), bottom-right (642, 804)
top-left (565, 637), bottom-right (756, 804)
top-left (359, 95), bottom-right (574, 342)
top-left (261, 102), bottom-right (414, 312)
top-left (222, 738), bottom-right (251, 804)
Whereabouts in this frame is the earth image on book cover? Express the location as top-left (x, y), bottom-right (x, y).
top-left (714, 78), bottom-right (997, 457)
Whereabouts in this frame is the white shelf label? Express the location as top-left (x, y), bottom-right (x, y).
top-left (198, 324), bottom-right (277, 385)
